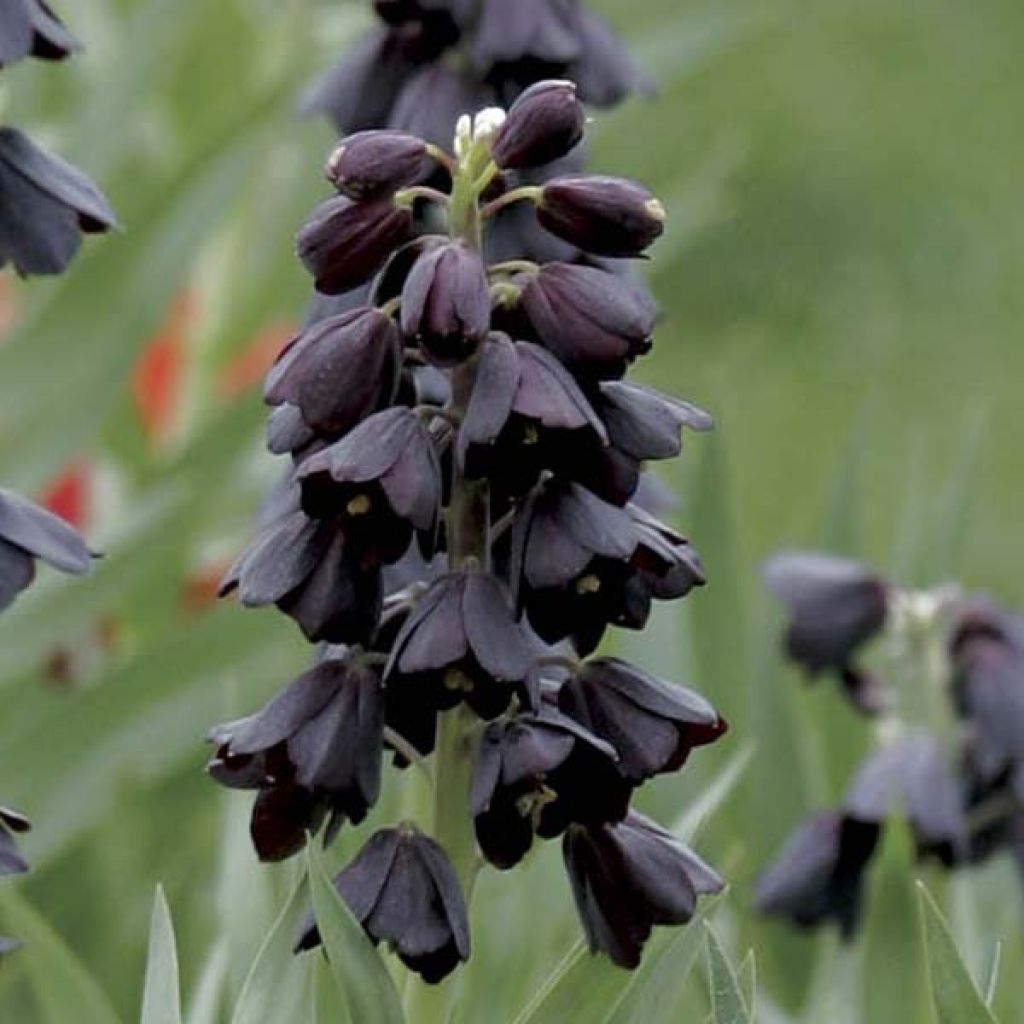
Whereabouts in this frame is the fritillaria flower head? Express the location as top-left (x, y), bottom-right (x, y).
top-left (213, 68), bottom-right (725, 988)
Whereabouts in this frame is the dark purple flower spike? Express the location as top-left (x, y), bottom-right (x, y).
top-left (214, 71), bottom-right (724, 988)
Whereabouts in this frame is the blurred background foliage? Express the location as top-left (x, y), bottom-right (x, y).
top-left (0, 0), bottom-right (1021, 1020)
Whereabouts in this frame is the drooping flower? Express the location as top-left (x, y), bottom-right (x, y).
top-left (764, 550), bottom-right (889, 712)
top-left (297, 825), bottom-right (470, 983)
top-left (563, 811), bottom-right (724, 968)
top-left (208, 652), bottom-right (384, 861)
top-left (756, 812), bottom-right (879, 938)
top-left (470, 705), bottom-right (629, 869)
top-left (0, 486), bottom-right (92, 611)
top-left (558, 657), bottom-right (726, 782)
top-left (0, 127), bottom-right (115, 276)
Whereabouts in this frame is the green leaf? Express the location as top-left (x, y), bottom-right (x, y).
top-left (305, 842), bottom-right (405, 1024)
top-left (738, 951), bottom-right (757, 1017)
top-left (916, 883), bottom-right (998, 1024)
top-left (231, 874), bottom-right (311, 1024)
top-left (982, 942), bottom-right (1002, 1008)
top-left (603, 908), bottom-right (714, 1024)
top-left (705, 924), bottom-right (752, 1024)
top-left (0, 888), bottom-right (121, 1024)
top-left (185, 942), bottom-right (228, 1024)
top-left (673, 741), bottom-right (756, 842)
top-left (141, 885), bottom-right (182, 1024)
top-left (510, 941), bottom-right (635, 1024)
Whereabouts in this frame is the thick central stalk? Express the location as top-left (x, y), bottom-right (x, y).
top-left (404, 137), bottom-right (492, 1024)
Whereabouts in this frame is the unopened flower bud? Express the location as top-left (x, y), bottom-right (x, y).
top-left (325, 130), bottom-right (431, 199)
top-left (537, 175), bottom-right (665, 256)
top-left (520, 263), bottom-right (655, 377)
top-left (490, 80), bottom-right (584, 170)
top-left (400, 240), bottom-right (491, 365)
top-left (297, 195), bottom-right (412, 295)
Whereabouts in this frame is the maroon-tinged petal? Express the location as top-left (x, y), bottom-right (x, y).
top-left (400, 241), bottom-right (491, 366)
top-left (265, 308), bottom-right (401, 436)
top-left (462, 572), bottom-right (532, 681)
top-left (457, 333), bottom-right (520, 467)
top-left (520, 263), bottom-right (656, 377)
top-left (325, 130), bottom-right (431, 199)
top-left (490, 80), bottom-right (585, 170)
top-left (537, 175), bottom-right (665, 257)
top-left (597, 383), bottom-right (713, 461)
top-left (297, 195), bottom-right (412, 295)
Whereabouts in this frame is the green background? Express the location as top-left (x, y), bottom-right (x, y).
top-left (0, 0), bottom-right (1020, 1019)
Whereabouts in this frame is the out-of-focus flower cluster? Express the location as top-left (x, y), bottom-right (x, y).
top-left (209, 71), bottom-right (727, 982)
top-left (0, 0), bottom-right (111, 954)
top-left (757, 551), bottom-right (1024, 938)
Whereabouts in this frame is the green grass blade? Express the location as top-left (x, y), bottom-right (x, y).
top-left (705, 924), bottom-right (752, 1024)
top-left (916, 882), bottom-right (998, 1024)
top-left (0, 888), bottom-right (121, 1024)
top-left (231, 875), bottom-right (310, 1024)
top-left (982, 942), bottom-right (1001, 1008)
top-left (304, 842), bottom-right (405, 1024)
top-left (141, 885), bottom-right (182, 1024)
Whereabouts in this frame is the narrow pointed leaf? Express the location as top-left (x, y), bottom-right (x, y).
top-left (705, 924), bottom-right (751, 1024)
top-left (141, 885), bottom-right (183, 1024)
top-left (916, 883), bottom-right (998, 1024)
top-left (231, 876), bottom-right (310, 1024)
top-left (304, 842), bottom-right (405, 1024)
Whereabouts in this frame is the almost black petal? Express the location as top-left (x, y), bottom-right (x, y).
top-left (595, 383), bottom-right (713, 462)
top-left (458, 335), bottom-right (606, 494)
top-left (952, 602), bottom-right (1024, 784)
top-left (0, 127), bottom-right (115, 275)
top-left (265, 307), bottom-right (402, 437)
top-left (387, 571), bottom-right (533, 719)
top-left (297, 407), bottom-right (442, 562)
top-left (844, 732), bottom-right (967, 864)
top-left (299, 28), bottom-right (421, 134)
top-left (325, 130), bottom-right (431, 199)
top-left (490, 80), bottom-right (584, 170)
top-left (389, 63), bottom-right (493, 149)
top-left (220, 507), bottom-right (381, 644)
top-left (520, 263), bottom-right (656, 377)
top-left (558, 657), bottom-right (726, 782)
top-left (567, 7), bottom-right (654, 108)
top-left (297, 826), bottom-right (470, 983)
top-left (764, 550), bottom-right (889, 681)
top-left (471, 0), bottom-right (579, 71)
top-left (0, 487), bottom-right (92, 611)
top-left (470, 706), bottom-right (626, 868)
top-left (0, 0), bottom-right (79, 67)
top-left (563, 811), bottom-right (723, 969)
top-left (400, 241), bottom-right (491, 366)
top-left (209, 652), bottom-right (385, 857)
top-left (537, 176), bottom-right (665, 257)
top-left (756, 812), bottom-right (879, 938)
top-left (297, 195), bottom-right (412, 295)
top-left (0, 807), bottom-right (30, 876)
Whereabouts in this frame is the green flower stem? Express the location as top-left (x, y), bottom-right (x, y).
top-left (404, 137), bottom-right (491, 1024)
